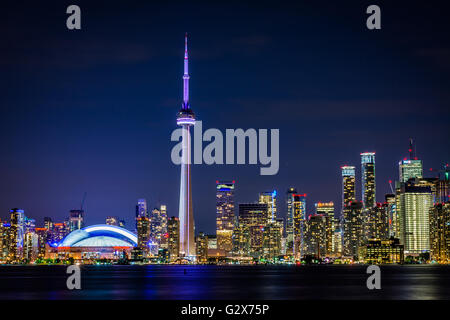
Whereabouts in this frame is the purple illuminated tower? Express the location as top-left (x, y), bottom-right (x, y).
top-left (177, 33), bottom-right (195, 258)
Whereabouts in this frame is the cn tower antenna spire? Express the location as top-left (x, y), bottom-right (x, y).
top-left (185, 32), bottom-right (188, 59)
top-left (183, 32), bottom-right (190, 109)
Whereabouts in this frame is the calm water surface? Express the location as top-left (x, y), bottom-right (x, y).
top-left (0, 265), bottom-right (449, 300)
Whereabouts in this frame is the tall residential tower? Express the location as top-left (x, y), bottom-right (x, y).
top-left (216, 181), bottom-right (235, 252)
top-left (341, 166), bottom-right (356, 208)
top-left (361, 152), bottom-right (376, 208)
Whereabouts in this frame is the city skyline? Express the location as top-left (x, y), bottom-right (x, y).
top-left (1, 1), bottom-right (449, 235)
top-left (2, 143), bottom-right (447, 237)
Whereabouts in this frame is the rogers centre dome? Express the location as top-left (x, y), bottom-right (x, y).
top-left (57, 224), bottom-right (137, 260)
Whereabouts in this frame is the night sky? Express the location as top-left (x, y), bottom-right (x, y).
top-left (1, 1), bottom-right (449, 233)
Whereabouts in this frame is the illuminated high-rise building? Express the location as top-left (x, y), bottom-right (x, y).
top-left (259, 190), bottom-right (277, 223)
top-left (8, 208), bottom-right (25, 262)
top-left (304, 214), bottom-right (327, 258)
top-left (333, 228), bottom-right (343, 257)
top-left (35, 227), bottom-right (47, 259)
top-left (361, 152), bottom-right (376, 208)
top-left (237, 203), bottom-right (268, 258)
top-left (50, 222), bottom-right (69, 245)
top-left (343, 201), bottom-right (364, 258)
top-left (1, 221), bottom-right (10, 259)
top-left (399, 160), bottom-right (423, 183)
top-left (106, 216), bottom-right (119, 226)
top-left (341, 166), bottom-right (356, 209)
top-left (24, 232), bottom-right (39, 261)
top-left (363, 203), bottom-right (389, 241)
top-left (262, 221), bottom-right (282, 260)
top-left (136, 198), bottom-right (148, 218)
top-left (437, 179), bottom-right (450, 204)
top-left (177, 34), bottom-right (196, 258)
top-left (315, 202), bottom-right (335, 256)
top-left (293, 194), bottom-right (307, 258)
top-left (398, 183), bottom-right (433, 254)
top-left (0, 220), bottom-right (5, 259)
top-left (216, 181), bottom-right (235, 253)
top-left (167, 216), bottom-right (180, 262)
top-left (43, 217), bottom-right (53, 231)
top-left (136, 215), bottom-right (151, 256)
top-left (385, 194), bottom-right (398, 238)
top-left (160, 205), bottom-right (167, 231)
top-left (150, 207), bottom-right (168, 247)
top-left (430, 202), bottom-right (450, 263)
top-left (68, 210), bottom-right (84, 232)
top-left (399, 139), bottom-right (423, 183)
top-left (285, 187), bottom-right (297, 254)
top-left (196, 232), bottom-right (208, 264)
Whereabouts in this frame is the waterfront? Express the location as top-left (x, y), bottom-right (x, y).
top-left (0, 265), bottom-right (449, 300)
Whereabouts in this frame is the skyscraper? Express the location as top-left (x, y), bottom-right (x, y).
top-left (363, 203), bottom-right (389, 241)
top-left (304, 214), bottom-right (327, 258)
top-left (106, 216), bottom-right (119, 226)
top-left (216, 180), bottom-right (235, 253)
top-left (136, 215), bottom-right (151, 256)
top-left (315, 202), bottom-right (335, 256)
top-left (430, 202), bottom-right (450, 263)
top-left (237, 203), bottom-right (268, 258)
top-left (43, 217), bottom-right (53, 231)
top-left (150, 207), bottom-right (168, 247)
top-left (398, 183), bottom-right (433, 254)
top-left (196, 232), bottom-right (208, 264)
top-left (1, 222), bottom-right (10, 259)
top-left (293, 194), bottom-right (307, 258)
top-left (136, 198), bottom-right (148, 218)
top-left (399, 138), bottom-right (423, 183)
top-left (177, 33), bottom-right (196, 257)
top-left (167, 216), bottom-right (180, 262)
top-left (68, 210), bottom-right (84, 232)
top-left (385, 194), bottom-right (398, 238)
top-left (361, 152), bottom-right (376, 208)
top-left (285, 187), bottom-right (297, 254)
top-left (0, 220), bottom-right (5, 260)
top-left (35, 227), bottom-right (47, 259)
top-left (259, 190), bottom-right (277, 223)
top-left (341, 166), bottom-right (356, 209)
top-left (262, 222), bottom-right (282, 260)
top-left (8, 208), bottom-right (25, 262)
top-left (399, 160), bottom-right (423, 183)
top-left (343, 201), bottom-right (364, 258)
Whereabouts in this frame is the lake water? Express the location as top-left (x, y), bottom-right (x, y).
top-left (0, 264), bottom-right (449, 300)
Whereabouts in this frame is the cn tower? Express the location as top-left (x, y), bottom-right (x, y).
top-left (177, 33), bottom-right (195, 258)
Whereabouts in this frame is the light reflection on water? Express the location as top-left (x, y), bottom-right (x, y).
top-left (0, 265), bottom-right (449, 300)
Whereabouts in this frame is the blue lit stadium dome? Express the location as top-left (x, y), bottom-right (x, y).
top-left (59, 224), bottom-right (138, 248)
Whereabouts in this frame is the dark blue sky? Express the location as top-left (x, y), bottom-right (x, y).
top-left (1, 1), bottom-right (449, 233)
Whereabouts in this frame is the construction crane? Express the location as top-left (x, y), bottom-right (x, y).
top-left (81, 192), bottom-right (87, 211)
top-left (388, 180), bottom-right (395, 194)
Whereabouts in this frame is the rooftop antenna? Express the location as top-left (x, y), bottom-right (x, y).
top-left (408, 138), bottom-right (415, 160)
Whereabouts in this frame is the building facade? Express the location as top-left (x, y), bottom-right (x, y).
top-left (167, 216), bottom-right (180, 262)
top-left (216, 181), bottom-right (235, 253)
top-left (398, 184), bottom-right (433, 254)
top-left (343, 201), bottom-right (364, 258)
top-left (430, 202), bottom-right (450, 263)
top-left (361, 152), bottom-right (376, 208)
